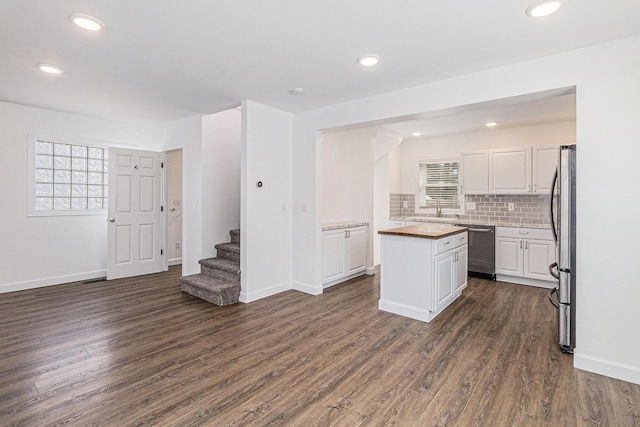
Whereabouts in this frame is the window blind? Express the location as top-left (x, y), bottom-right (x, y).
top-left (419, 161), bottom-right (461, 208)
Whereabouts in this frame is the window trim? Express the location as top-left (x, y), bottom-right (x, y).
top-left (27, 133), bottom-right (110, 217)
top-left (416, 157), bottom-right (465, 215)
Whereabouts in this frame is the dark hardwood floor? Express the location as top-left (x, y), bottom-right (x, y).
top-left (1, 267), bottom-right (639, 426)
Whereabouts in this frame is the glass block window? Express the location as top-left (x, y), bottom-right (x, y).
top-left (33, 139), bottom-right (108, 212)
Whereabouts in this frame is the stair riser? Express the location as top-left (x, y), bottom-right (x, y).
top-left (181, 281), bottom-right (240, 306)
top-left (216, 248), bottom-right (240, 262)
top-left (230, 230), bottom-right (240, 244)
top-left (201, 265), bottom-right (240, 283)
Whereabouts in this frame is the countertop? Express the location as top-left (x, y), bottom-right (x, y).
top-left (391, 217), bottom-right (550, 230)
top-left (378, 224), bottom-right (468, 240)
top-left (322, 221), bottom-right (369, 231)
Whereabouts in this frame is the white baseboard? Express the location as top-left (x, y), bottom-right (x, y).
top-left (496, 274), bottom-right (556, 289)
top-left (574, 352), bottom-right (640, 386)
top-left (366, 266), bottom-right (377, 275)
top-left (239, 280), bottom-right (292, 303)
top-left (378, 299), bottom-right (434, 323)
top-left (292, 281), bottom-right (323, 296)
top-left (322, 271), bottom-right (366, 289)
top-left (168, 258), bottom-right (182, 266)
top-left (0, 269), bottom-right (107, 294)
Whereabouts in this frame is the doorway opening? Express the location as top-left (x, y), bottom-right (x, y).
top-left (165, 149), bottom-right (183, 267)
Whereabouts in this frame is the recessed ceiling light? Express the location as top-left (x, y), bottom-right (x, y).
top-left (526, 1), bottom-right (561, 17)
top-left (412, 132), bottom-right (422, 137)
top-left (485, 122), bottom-right (498, 127)
top-left (357, 55), bottom-right (380, 67)
top-left (70, 13), bottom-right (104, 31)
top-left (38, 64), bottom-right (64, 74)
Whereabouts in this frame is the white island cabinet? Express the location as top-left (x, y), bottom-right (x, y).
top-left (378, 224), bottom-right (468, 323)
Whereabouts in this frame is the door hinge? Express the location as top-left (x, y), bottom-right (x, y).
top-left (161, 206), bottom-right (164, 212)
top-left (161, 249), bottom-right (164, 255)
top-left (161, 162), bottom-right (164, 168)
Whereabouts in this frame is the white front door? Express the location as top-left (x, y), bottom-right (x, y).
top-left (107, 148), bottom-right (162, 280)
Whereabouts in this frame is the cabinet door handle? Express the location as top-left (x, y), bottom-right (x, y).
top-left (520, 241), bottom-right (523, 249)
top-left (525, 241), bottom-right (528, 250)
top-left (519, 231), bottom-right (529, 234)
top-left (534, 184), bottom-right (537, 192)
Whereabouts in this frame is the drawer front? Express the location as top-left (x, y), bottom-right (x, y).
top-left (495, 226), bottom-right (553, 241)
top-left (435, 236), bottom-right (455, 254)
top-left (454, 231), bottom-right (468, 248)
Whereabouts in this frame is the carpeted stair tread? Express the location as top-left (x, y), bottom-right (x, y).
top-left (181, 274), bottom-right (240, 306)
top-left (215, 242), bottom-right (240, 253)
top-left (199, 257), bottom-right (240, 275)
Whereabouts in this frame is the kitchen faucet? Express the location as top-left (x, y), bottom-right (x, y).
top-left (435, 199), bottom-right (442, 217)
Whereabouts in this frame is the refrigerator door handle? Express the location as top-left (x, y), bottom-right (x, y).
top-left (548, 287), bottom-right (559, 309)
top-left (549, 168), bottom-right (558, 243)
top-left (549, 262), bottom-right (560, 280)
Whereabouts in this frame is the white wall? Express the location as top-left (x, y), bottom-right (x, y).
top-left (241, 101), bottom-right (293, 301)
top-left (320, 131), bottom-right (351, 223)
top-left (372, 131), bottom-right (403, 265)
top-left (321, 128), bottom-right (375, 225)
top-left (388, 145), bottom-right (403, 194)
top-left (201, 109), bottom-right (241, 257)
top-left (0, 101), bottom-right (156, 292)
top-left (320, 128), bottom-right (401, 268)
top-left (399, 121), bottom-right (576, 195)
top-left (292, 35), bottom-right (640, 385)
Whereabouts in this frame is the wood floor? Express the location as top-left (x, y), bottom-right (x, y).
top-left (1, 267), bottom-right (639, 426)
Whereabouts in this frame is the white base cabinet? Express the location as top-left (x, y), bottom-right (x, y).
top-left (495, 227), bottom-right (556, 288)
top-left (322, 226), bottom-right (367, 287)
top-left (379, 231), bottom-right (468, 322)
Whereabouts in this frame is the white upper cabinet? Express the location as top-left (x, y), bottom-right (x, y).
top-left (532, 146), bottom-right (559, 194)
top-left (461, 151), bottom-right (489, 194)
top-left (462, 146), bottom-right (560, 195)
top-left (489, 147), bottom-right (532, 194)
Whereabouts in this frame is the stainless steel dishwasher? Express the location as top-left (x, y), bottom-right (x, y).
top-left (458, 224), bottom-right (495, 280)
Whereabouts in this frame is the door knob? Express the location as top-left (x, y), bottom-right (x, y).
top-left (108, 218), bottom-right (115, 222)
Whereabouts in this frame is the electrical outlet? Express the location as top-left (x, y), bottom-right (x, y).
top-left (466, 202), bottom-right (476, 210)
top-left (508, 202), bottom-right (515, 211)
top-left (175, 241), bottom-right (181, 249)
top-left (403, 201), bottom-right (408, 208)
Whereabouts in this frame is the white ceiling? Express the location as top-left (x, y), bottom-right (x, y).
top-left (1, 1), bottom-right (639, 122)
top-left (379, 89), bottom-right (576, 139)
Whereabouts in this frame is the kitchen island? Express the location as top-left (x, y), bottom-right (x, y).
top-left (378, 224), bottom-right (468, 322)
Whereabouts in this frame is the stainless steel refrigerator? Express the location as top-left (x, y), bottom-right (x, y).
top-left (549, 144), bottom-right (576, 354)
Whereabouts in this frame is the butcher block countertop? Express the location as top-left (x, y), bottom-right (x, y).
top-left (378, 224), bottom-right (468, 240)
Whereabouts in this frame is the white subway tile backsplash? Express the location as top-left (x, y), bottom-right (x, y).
top-left (390, 192), bottom-right (550, 224)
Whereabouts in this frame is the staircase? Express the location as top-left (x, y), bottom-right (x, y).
top-left (181, 229), bottom-right (241, 306)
